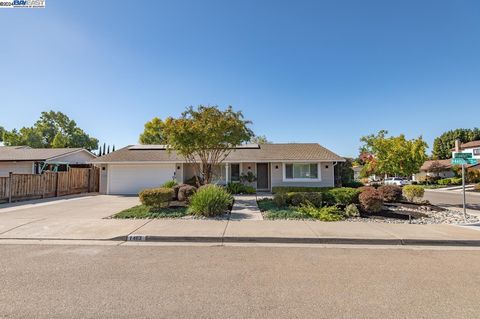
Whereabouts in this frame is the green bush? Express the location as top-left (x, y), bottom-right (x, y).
top-left (161, 180), bottom-right (178, 188)
top-left (273, 192), bottom-right (289, 207)
top-left (358, 188), bottom-right (383, 213)
top-left (188, 185), bottom-right (233, 217)
top-left (139, 187), bottom-right (174, 208)
top-left (178, 184), bottom-right (197, 202)
top-left (344, 204), bottom-right (360, 217)
top-left (287, 192), bottom-right (323, 208)
top-left (226, 183), bottom-right (256, 194)
top-left (327, 188), bottom-right (360, 205)
top-left (437, 177), bottom-right (462, 186)
top-left (297, 205), bottom-right (344, 221)
top-left (474, 184), bottom-right (480, 192)
top-left (342, 181), bottom-right (364, 188)
top-left (402, 185), bottom-right (425, 202)
top-left (378, 185), bottom-right (403, 202)
top-left (272, 186), bottom-right (331, 194)
top-left (467, 170), bottom-right (480, 183)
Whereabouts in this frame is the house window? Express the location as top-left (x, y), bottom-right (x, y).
top-left (473, 148), bottom-right (480, 156)
top-left (231, 164), bottom-right (240, 182)
top-left (284, 163), bottom-right (319, 180)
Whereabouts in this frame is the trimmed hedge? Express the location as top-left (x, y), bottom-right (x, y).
top-left (378, 185), bottom-right (403, 202)
top-left (226, 183), bottom-right (256, 194)
top-left (402, 185), bottom-right (425, 202)
top-left (328, 187), bottom-right (360, 205)
top-left (139, 187), bottom-right (174, 208)
top-left (288, 192), bottom-right (323, 208)
top-left (272, 186), bottom-right (331, 194)
top-left (437, 178), bottom-right (462, 186)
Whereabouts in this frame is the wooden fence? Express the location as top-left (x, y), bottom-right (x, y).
top-left (0, 168), bottom-right (99, 203)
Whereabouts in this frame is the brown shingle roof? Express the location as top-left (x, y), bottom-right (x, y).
top-left (90, 143), bottom-right (345, 163)
top-left (460, 140), bottom-right (480, 149)
top-left (0, 147), bottom-right (92, 161)
top-left (420, 159), bottom-right (452, 171)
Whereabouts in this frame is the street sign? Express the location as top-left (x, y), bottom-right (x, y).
top-left (451, 158), bottom-right (478, 165)
top-left (453, 152), bottom-right (473, 159)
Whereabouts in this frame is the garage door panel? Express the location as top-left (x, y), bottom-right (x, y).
top-left (109, 164), bottom-right (175, 195)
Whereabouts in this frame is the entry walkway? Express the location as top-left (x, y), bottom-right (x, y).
top-left (230, 195), bottom-right (263, 220)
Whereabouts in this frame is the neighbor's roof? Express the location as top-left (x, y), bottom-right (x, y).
top-left (460, 140), bottom-right (480, 149)
top-left (0, 146), bottom-right (95, 161)
top-left (420, 159), bottom-right (452, 171)
top-left (90, 143), bottom-right (345, 163)
top-left (420, 158), bottom-right (479, 171)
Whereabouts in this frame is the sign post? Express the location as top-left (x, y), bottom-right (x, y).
top-left (452, 152), bottom-right (478, 222)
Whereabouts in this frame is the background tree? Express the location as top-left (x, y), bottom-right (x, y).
top-left (139, 117), bottom-right (167, 144)
top-left (359, 130), bottom-right (428, 178)
top-left (0, 126), bottom-right (5, 142)
top-left (250, 135), bottom-right (271, 144)
top-left (2, 111), bottom-right (98, 150)
top-left (432, 128), bottom-right (480, 159)
top-left (163, 105), bottom-right (253, 185)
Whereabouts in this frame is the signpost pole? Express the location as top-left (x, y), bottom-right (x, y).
top-left (462, 163), bottom-right (466, 222)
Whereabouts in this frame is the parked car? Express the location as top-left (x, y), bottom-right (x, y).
top-left (384, 177), bottom-right (409, 186)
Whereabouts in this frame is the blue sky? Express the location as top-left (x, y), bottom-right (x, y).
top-left (1, 0), bottom-right (479, 157)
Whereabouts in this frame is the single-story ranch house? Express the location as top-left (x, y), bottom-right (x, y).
top-left (90, 143), bottom-right (345, 195)
top-left (0, 146), bottom-right (97, 177)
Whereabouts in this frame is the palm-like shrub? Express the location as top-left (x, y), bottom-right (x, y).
top-left (188, 185), bottom-right (234, 217)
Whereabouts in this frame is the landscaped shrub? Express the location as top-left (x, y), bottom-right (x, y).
top-left (139, 187), bottom-right (174, 208)
top-left (297, 204), bottom-right (344, 221)
top-left (273, 192), bottom-right (288, 207)
top-left (468, 170), bottom-right (480, 183)
top-left (287, 192), bottom-right (323, 208)
top-left (327, 188), bottom-right (360, 205)
top-left (344, 204), bottom-right (360, 217)
top-left (358, 186), bottom-right (375, 193)
top-left (358, 189), bottom-right (383, 213)
top-left (161, 180), bottom-right (178, 188)
top-left (474, 184), bottom-right (480, 192)
top-left (188, 185), bottom-right (233, 217)
top-left (402, 185), bottom-right (425, 202)
top-left (342, 181), bottom-right (364, 188)
top-left (378, 185), bottom-right (403, 202)
top-left (226, 183), bottom-right (256, 194)
top-left (271, 186), bottom-right (331, 194)
top-left (437, 178), bottom-right (462, 186)
top-left (178, 184), bottom-right (197, 202)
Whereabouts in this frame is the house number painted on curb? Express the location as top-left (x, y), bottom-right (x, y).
top-left (127, 235), bottom-right (146, 241)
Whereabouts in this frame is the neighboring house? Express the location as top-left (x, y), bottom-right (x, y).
top-left (452, 140), bottom-right (480, 159)
top-left (90, 143), bottom-right (345, 195)
top-left (0, 146), bottom-right (97, 177)
top-left (414, 159), bottom-right (455, 181)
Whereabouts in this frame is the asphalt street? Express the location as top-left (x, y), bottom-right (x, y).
top-left (424, 190), bottom-right (480, 210)
top-left (1, 244), bottom-right (479, 318)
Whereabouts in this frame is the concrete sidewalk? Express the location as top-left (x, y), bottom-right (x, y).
top-left (1, 217), bottom-right (479, 246)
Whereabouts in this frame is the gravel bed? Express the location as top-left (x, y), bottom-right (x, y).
top-left (347, 207), bottom-right (480, 224)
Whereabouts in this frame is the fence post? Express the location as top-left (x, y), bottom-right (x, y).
top-left (42, 173), bottom-right (46, 199)
top-left (87, 168), bottom-right (91, 193)
top-left (8, 172), bottom-right (12, 203)
top-left (55, 172), bottom-right (59, 197)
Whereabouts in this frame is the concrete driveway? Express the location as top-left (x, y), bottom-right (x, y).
top-left (0, 195), bottom-right (139, 219)
top-left (0, 195), bottom-right (143, 240)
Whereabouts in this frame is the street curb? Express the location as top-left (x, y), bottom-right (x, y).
top-left (111, 235), bottom-right (480, 247)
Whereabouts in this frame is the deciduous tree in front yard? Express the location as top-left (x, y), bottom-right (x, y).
top-left (163, 105), bottom-right (253, 185)
top-left (359, 130), bottom-right (427, 178)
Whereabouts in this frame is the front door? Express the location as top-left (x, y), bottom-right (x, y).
top-left (256, 163), bottom-right (269, 190)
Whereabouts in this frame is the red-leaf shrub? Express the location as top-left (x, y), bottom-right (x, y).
top-left (378, 185), bottom-right (403, 202)
top-left (358, 189), bottom-right (384, 213)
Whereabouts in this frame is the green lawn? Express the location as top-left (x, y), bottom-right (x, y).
top-left (113, 205), bottom-right (189, 219)
top-left (257, 199), bottom-right (310, 220)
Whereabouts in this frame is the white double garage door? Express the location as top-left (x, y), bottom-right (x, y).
top-left (108, 164), bottom-right (176, 195)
